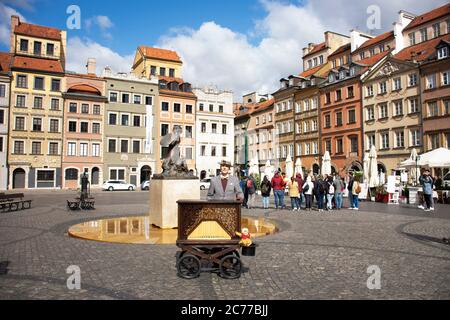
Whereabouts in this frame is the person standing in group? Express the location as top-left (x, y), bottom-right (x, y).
top-left (295, 173), bottom-right (304, 210)
top-left (288, 177), bottom-right (300, 211)
top-left (314, 175), bottom-right (325, 212)
top-left (347, 172), bottom-right (355, 209)
top-left (246, 173), bottom-right (257, 209)
top-left (351, 175), bottom-right (361, 211)
top-left (325, 175), bottom-right (335, 211)
top-left (260, 175), bottom-right (272, 209)
top-left (271, 171), bottom-right (286, 210)
top-left (333, 174), bottom-right (345, 210)
top-left (419, 169), bottom-right (435, 212)
top-left (303, 176), bottom-right (314, 211)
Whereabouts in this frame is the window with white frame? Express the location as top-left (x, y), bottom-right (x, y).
top-left (395, 131), bottom-right (405, 148)
top-left (367, 134), bottom-right (375, 150)
top-left (408, 73), bottom-right (418, 87)
top-left (304, 99), bottom-right (310, 111)
top-left (428, 102), bottom-right (439, 117)
top-left (366, 85), bottom-right (374, 97)
top-left (289, 144), bottom-right (294, 157)
top-left (420, 28), bottom-right (427, 42)
top-left (295, 102), bottom-right (301, 113)
top-left (445, 100), bottom-right (450, 115)
top-left (305, 143), bottom-right (310, 155)
top-left (410, 129), bottom-right (421, 147)
top-left (426, 74), bottom-right (436, 89)
top-left (92, 144), bottom-right (100, 157)
top-left (367, 106), bottom-right (375, 120)
top-left (408, 33), bottom-right (415, 46)
top-left (409, 98), bottom-right (419, 113)
top-left (433, 23), bottom-right (440, 38)
top-left (442, 71), bottom-right (450, 86)
top-left (380, 132), bottom-right (389, 149)
top-left (312, 142), bottom-right (318, 154)
top-left (297, 144), bottom-right (302, 156)
top-left (67, 142), bottom-right (76, 156)
top-left (379, 81), bottom-right (387, 94)
top-left (282, 145), bottom-right (287, 158)
top-left (80, 143), bottom-right (88, 157)
top-left (133, 95), bottom-right (142, 104)
top-left (393, 100), bottom-right (403, 116)
top-left (312, 120), bottom-right (318, 132)
top-left (393, 78), bottom-right (402, 91)
top-left (312, 97), bottom-right (318, 109)
top-left (379, 103), bottom-right (388, 118)
top-left (48, 142), bottom-right (59, 155)
top-left (438, 47), bottom-right (448, 60)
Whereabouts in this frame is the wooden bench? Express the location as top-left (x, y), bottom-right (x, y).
top-left (67, 198), bottom-right (95, 211)
top-left (0, 193), bottom-right (32, 212)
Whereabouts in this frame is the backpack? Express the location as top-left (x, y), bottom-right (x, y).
top-left (355, 182), bottom-right (361, 194)
top-left (328, 183), bottom-right (335, 194)
top-left (247, 179), bottom-right (253, 189)
top-left (303, 184), bottom-right (309, 193)
top-left (319, 181), bottom-right (325, 193)
top-left (261, 183), bottom-right (270, 194)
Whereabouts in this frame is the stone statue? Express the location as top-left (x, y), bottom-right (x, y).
top-left (80, 172), bottom-right (90, 201)
top-left (153, 126), bottom-right (196, 179)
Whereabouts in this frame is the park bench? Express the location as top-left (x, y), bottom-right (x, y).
top-left (0, 193), bottom-right (32, 213)
top-left (67, 197), bottom-right (95, 211)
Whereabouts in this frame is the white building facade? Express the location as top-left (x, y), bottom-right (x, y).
top-left (193, 86), bottom-right (234, 179)
top-left (0, 55), bottom-right (10, 190)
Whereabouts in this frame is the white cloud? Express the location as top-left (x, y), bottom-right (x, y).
top-left (0, 3), bottom-right (26, 47)
top-left (66, 37), bottom-right (134, 75)
top-left (2, 0), bottom-right (35, 11)
top-left (85, 15), bottom-right (114, 39)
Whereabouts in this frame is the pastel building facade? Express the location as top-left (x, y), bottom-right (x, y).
top-left (0, 53), bottom-right (12, 190)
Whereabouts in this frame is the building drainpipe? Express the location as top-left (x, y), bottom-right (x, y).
top-left (359, 78), bottom-right (364, 165)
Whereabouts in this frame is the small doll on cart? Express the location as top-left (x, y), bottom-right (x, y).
top-left (235, 228), bottom-right (252, 247)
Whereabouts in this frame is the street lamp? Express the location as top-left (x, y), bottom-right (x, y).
top-left (242, 125), bottom-right (249, 177)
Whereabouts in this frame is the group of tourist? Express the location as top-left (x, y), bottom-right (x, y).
top-left (240, 171), bottom-right (362, 212)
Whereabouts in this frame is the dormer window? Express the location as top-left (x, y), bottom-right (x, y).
top-left (159, 81), bottom-right (167, 89)
top-left (289, 78), bottom-right (294, 87)
top-left (335, 73), bottom-right (340, 81)
top-left (359, 52), bottom-right (365, 60)
top-left (20, 39), bottom-right (28, 52)
top-left (438, 47), bottom-right (449, 60)
top-left (350, 67), bottom-right (356, 76)
top-left (328, 74), bottom-right (334, 82)
top-left (281, 81), bottom-right (287, 89)
top-left (340, 71), bottom-right (346, 79)
top-left (33, 41), bottom-right (42, 55)
top-left (319, 55), bottom-right (324, 65)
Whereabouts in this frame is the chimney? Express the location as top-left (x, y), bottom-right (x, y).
top-left (10, 15), bottom-right (20, 54)
top-left (86, 58), bottom-right (96, 75)
top-left (308, 43), bottom-right (315, 51)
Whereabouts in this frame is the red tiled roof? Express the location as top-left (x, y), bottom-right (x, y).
top-left (395, 34), bottom-right (450, 62)
top-left (356, 50), bottom-right (391, 67)
top-left (0, 52), bottom-right (12, 73)
top-left (159, 89), bottom-right (196, 98)
top-left (12, 56), bottom-right (64, 73)
top-left (354, 31), bottom-right (394, 53)
top-left (328, 43), bottom-right (351, 58)
top-left (14, 22), bottom-right (61, 41)
top-left (139, 46), bottom-right (182, 63)
top-left (67, 84), bottom-right (101, 95)
top-left (251, 98), bottom-right (274, 115)
top-left (158, 75), bottom-right (185, 84)
top-left (303, 42), bottom-right (327, 58)
top-left (299, 64), bottom-right (323, 78)
top-left (403, 4), bottom-right (450, 32)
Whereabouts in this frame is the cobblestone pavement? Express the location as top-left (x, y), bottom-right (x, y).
top-left (0, 190), bottom-right (449, 300)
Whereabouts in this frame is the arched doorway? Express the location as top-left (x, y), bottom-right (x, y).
top-left (13, 168), bottom-right (26, 189)
top-left (200, 170), bottom-right (207, 180)
top-left (91, 167), bottom-right (100, 185)
top-left (140, 166), bottom-right (152, 184)
top-left (350, 161), bottom-right (362, 172)
top-left (331, 166), bottom-right (337, 175)
top-left (313, 164), bottom-right (320, 175)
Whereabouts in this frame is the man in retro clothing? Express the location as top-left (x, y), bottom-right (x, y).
top-left (207, 161), bottom-right (244, 201)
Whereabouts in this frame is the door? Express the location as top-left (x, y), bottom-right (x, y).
top-left (140, 166), bottom-right (152, 184)
top-left (91, 167), bottom-right (100, 185)
top-left (130, 175), bottom-right (137, 187)
top-left (13, 168), bottom-right (26, 189)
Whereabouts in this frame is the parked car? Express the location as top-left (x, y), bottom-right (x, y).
top-left (200, 178), bottom-right (211, 191)
top-left (102, 180), bottom-right (136, 191)
top-left (141, 180), bottom-right (150, 191)
top-left (443, 172), bottom-right (450, 188)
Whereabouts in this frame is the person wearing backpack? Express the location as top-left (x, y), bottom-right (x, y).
top-left (333, 174), bottom-right (345, 210)
top-left (314, 175), bottom-right (326, 212)
top-left (260, 175), bottom-right (272, 209)
top-left (351, 176), bottom-right (362, 211)
top-left (247, 173), bottom-right (257, 209)
top-left (302, 176), bottom-right (314, 211)
top-left (326, 175), bottom-right (335, 211)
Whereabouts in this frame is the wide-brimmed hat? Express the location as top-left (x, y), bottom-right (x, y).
top-left (219, 160), bottom-right (232, 168)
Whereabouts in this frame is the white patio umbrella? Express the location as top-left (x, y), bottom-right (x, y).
top-left (322, 151), bottom-right (332, 176)
top-left (295, 158), bottom-right (303, 178)
top-left (249, 156), bottom-right (259, 176)
top-left (285, 155), bottom-right (294, 180)
top-left (363, 153), bottom-right (369, 183)
top-left (408, 148), bottom-right (420, 185)
top-left (264, 160), bottom-right (275, 181)
top-left (368, 145), bottom-right (379, 188)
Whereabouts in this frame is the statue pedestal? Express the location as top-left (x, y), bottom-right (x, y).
top-left (149, 178), bottom-right (200, 229)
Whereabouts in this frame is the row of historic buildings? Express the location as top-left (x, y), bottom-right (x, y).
top-left (261, 3), bottom-right (450, 177)
top-left (0, 16), bottom-right (235, 190)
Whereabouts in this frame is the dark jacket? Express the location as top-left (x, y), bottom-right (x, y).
top-left (247, 176), bottom-right (257, 195)
top-left (347, 177), bottom-right (354, 191)
top-left (260, 180), bottom-right (272, 197)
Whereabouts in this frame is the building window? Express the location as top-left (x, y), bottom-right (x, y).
top-left (67, 142), bottom-right (76, 156)
top-left (199, 103), bottom-right (204, 112)
top-left (109, 92), bottom-right (118, 102)
top-left (212, 123), bottom-right (217, 134)
top-left (110, 169), bottom-right (125, 180)
top-left (409, 98), bottom-right (419, 113)
top-left (325, 93), bottom-right (331, 104)
top-left (348, 109), bottom-right (356, 124)
top-left (379, 103), bottom-right (388, 119)
top-left (133, 141), bottom-right (140, 154)
top-left (325, 140), bottom-right (332, 153)
top-left (33, 41), bottom-right (42, 55)
top-left (169, 68), bottom-right (175, 77)
top-left (160, 67), bottom-right (166, 76)
top-left (430, 134), bottom-right (440, 149)
top-left (336, 111), bottom-right (343, 126)
top-left (0, 110), bottom-right (3, 124)
top-left (92, 123), bottom-right (100, 134)
top-left (393, 78), bottom-right (401, 91)
top-left (366, 85), bottom-right (374, 97)
top-left (347, 86), bottom-right (354, 98)
top-left (34, 77), bottom-right (44, 90)
top-left (121, 114), bottom-right (129, 126)
top-left (439, 47), bottom-right (449, 60)
top-left (15, 117), bottom-right (25, 130)
top-left (393, 101), bottom-right (403, 116)
top-left (211, 146), bottom-right (216, 157)
top-left (132, 115), bottom-right (140, 127)
top-left (80, 143), bottom-right (88, 157)
top-left (150, 66), bottom-right (156, 76)
top-left (433, 23), bottom-right (440, 38)
top-left (145, 96), bottom-right (153, 106)
top-left (108, 140), bottom-right (116, 153)
top-left (395, 131), bottom-right (404, 148)
top-left (442, 71), bottom-right (450, 86)
top-left (185, 147), bottom-right (193, 160)
top-left (410, 129), bottom-right (421, 147)
top-left (65, 168), bottom-right (78, 180)
top-left (379, 81), bottom-right (387, 94)
top-left (20, 39), bottom-right (28, 51)
top-left (336, 139), bottom-right (343, 154)
top-left (37, 170), bottom-right (54, 182)
top-left (80, 122), bottom-right (89, 133)
top-left (209, 104), bottom-right (214, 112)
top-left (408, 73), bottom-right (418, 87)
top-left (201, 122), bottom-right (206, 133)
top-left (51, 79), bottom-right (60, 92)
top-left (367, 134), bottom-right (375, 150)
top-left (161, 124), bottom-right (169, 136)
top-left (359, 52), bottom-right (365, 60)
top-left (49, 119), bottom-right (59, 133)
top-left (186, 105), bottom-right (193, 114)
top-left (426, 74), bottom-right (436, 89)
top-left (68, 121), bottom-right (77, 132)
top-left (336, 90), bottom-right (342, 101)
top-left (367, 106), bottom-right (375, 120)
top-left (409, 33), bottom-right (415, 46)
top-left (221, 124), bottom-right (227, 134)
top-left (46, 43), bottom-right (54, 56)
top-left (381, 133), bottom-right (389, 149)
top-left (33, 97), bottom-right (43, 109)
top-left (120, 93), bottom-right (129, 104)
top-left (14, 141), bottom-right (25, 154)
top-left (420, 28), bottom-right (427, 42)
top-left (324, 114), bottom-right (331, 128)
top-left (92, 144), bottom-right (100, 157)
top-left (80, 104), bottom-right (89, 114)
top-left (32, 118), bottom-right (42, 132)
top-left (0, 84), bottom-right (5, 97)
top-left (445, 100), bottom-right (450, 115)
top-left (17, 75), bottom-right (27, 88)
top-left (200, 145), bottom-right (206, 156)
top-left (31, 141), bottom-right (41, 155)
top-left (161, 102), bottom-right (169, 112)
top-left (69, 103), bottom-right (77, 113)
top-left (173, 103), bottom-right (181, 113)
top-left (350, 136), bottom-right (358, 153)
top-left (51, 98), bottom-right (59, 110)
top-left (185, 126), bottom-right (193, 138)
top-left (133, 95), bottom-right (141, 105)
top-left (93, 105), bottom-right (100, 114)
top-left (428, 102), bottom-right (438, 117)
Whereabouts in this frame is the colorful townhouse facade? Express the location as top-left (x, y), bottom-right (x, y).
top-left (102, 68), bottom-right (159, 186)
top-left (193, 86), bottom-right (234, 179)
top-left (0, 53), bottom-right (12, 190)
top-left (62, 59), bottom-right (107, 189)
top-left (8, 15), bottom-right (66, 189)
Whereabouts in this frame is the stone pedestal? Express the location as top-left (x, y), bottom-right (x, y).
top-left (149, 179), bottom-right (200, 229)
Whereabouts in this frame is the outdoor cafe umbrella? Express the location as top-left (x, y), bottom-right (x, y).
top-left (285, 155), bottom-right (294, 180)
top-left (363, 153), bottom-right (369, 183)
top-left (295, 158), bottom-right (303, 178)
top-left (368, 145), bottom-right (379, 188)
top-left (322, 151), bottom-right (332, 176)
top-left (409, 148), bottom-right (420, 185)
top-left (264, 160), bottom-right (275, 181)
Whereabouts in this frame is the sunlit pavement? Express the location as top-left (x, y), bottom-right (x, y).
top-left (0, 190), bottom-right (449, 300)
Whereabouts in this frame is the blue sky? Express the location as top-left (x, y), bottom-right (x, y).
top-left (0, 0), bottom-right (447, 98)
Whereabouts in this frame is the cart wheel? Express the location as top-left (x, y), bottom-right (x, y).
top-left (177, 254), bottom-right (201, 279)
top-left (219, 254), bottom-right (242, 279)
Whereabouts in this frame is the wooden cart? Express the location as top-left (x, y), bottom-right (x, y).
top-left (176, 200), bottom-right (243, 279)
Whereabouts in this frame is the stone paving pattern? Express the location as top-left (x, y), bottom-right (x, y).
top-left (0, 190), bottom-right (449, 300)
